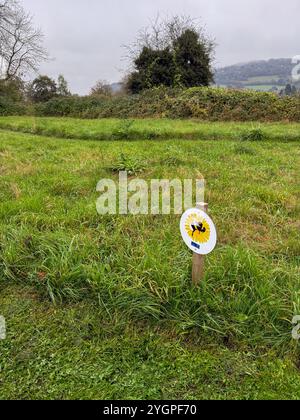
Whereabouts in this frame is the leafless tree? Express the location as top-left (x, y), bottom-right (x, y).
top-left (0, 1), bottom-right (14, 40)
top-left (0, 0), bottom-right (48, 80)
top-left (90, 80), bottom-right (112, 97)
top-left (125, 14), bottom-right (215, 63)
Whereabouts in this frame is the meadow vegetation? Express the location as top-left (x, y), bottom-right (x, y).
top-left (1, 1), bottom-right (299, 401)
top-left (1, 285), bottom-right (300, 400)
top-left (0, 116), bottom-right (300, 142)
top-left (0, 117), bottom-right (299, 399)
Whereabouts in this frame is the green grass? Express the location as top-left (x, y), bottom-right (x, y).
top-left (246, 76), bottom-right (281, 83)
top-left (0, 117), bottom-right (299, 399)
top-left (1, 285), bottom-right (300, 400)
top-left (0, 116), bottom-right (299, 142)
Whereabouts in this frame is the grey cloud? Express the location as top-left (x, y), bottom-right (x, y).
top-left (22, 0), bottom-right (300, 94)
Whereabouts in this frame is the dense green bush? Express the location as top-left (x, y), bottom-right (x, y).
top-left (0, 78), bottom-right (27, 116)
top-left (0, 97), bottom-right (27, 116)
top-left (28, 75), bottom-right (57, 103)
top-left (33, 87), bottom-right (300, 122)
top-left (1, 86), bottom-right (300, 121)
top-left (0, 79), bottom-right (24, 102)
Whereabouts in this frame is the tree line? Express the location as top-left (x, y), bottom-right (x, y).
top-left (1, 1), bottom-right (217, 103)
top-left (1, 1), bottom-right (298, 105)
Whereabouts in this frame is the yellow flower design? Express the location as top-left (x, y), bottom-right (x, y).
top-left (185, 213), bottom-right (210, 244)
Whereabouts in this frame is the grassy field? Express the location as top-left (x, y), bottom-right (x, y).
top-left (0, 117), bottom-right (299, 399)
top-left (229, 75), bottom-right (292, 92)
top-left (0, 116), bottom-right (300, 142)
top-left (246, 85), bottom-right (285, 92)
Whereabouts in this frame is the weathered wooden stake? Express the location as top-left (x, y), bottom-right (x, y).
top-left (192, 202), bottom-right (209, 285)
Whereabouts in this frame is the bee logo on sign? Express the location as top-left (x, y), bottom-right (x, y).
top-left (180, 208), bottom-right (217, 255)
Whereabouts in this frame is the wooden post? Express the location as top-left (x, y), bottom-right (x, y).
top-left (192, 202), bottom-right (209, 285)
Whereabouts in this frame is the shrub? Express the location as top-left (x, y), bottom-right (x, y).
top-left (240, 127), bottom-right (266, 142)
top-left (110, 154), bottom-right (145, 175)
top-left (29, 76), bottom-right (57, 103)
top-left (32, 87), bottom-right (300, 122)
top-left (0, 78), bottom-right (24, 102)
top-left (3, 86), bottom-right (300, 122)
top-left (112, 119), bottom-right (135, 139)
top-left (0, 97), bottom-right (27, 116)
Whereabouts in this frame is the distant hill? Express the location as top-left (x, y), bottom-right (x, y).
top-left (110, 59), bottom-right (298, 94)
top-left (214, 58), bottom-right (299, 92)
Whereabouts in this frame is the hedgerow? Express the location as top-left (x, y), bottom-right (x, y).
top-left (35, 88), bottom-right (300, 122)
top-left (0, 97), bottom-right (27, 116)
top-left (1, 87), bottom-right (300, 121)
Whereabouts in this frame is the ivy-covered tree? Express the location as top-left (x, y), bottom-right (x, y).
top-left (173, 29), bottom-right (214, 88)
top-left (127, 47), bottom-right (175, 93)
top-left (126, 16), bottom-right (215, 93)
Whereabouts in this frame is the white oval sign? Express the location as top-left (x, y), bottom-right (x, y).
top-left (180, 208), bottom-right (217, 255)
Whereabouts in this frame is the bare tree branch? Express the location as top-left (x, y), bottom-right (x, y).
top-left (0, 0), bottom-right (48, 80)
top-left (123, 14), bottom-right (215, 64)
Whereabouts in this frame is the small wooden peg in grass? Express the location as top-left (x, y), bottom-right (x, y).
top-left (192, 202), bottom-right (209, 285)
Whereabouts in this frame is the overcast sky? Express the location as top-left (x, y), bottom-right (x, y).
top-left (22, 0), bottom-right (299, 94)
